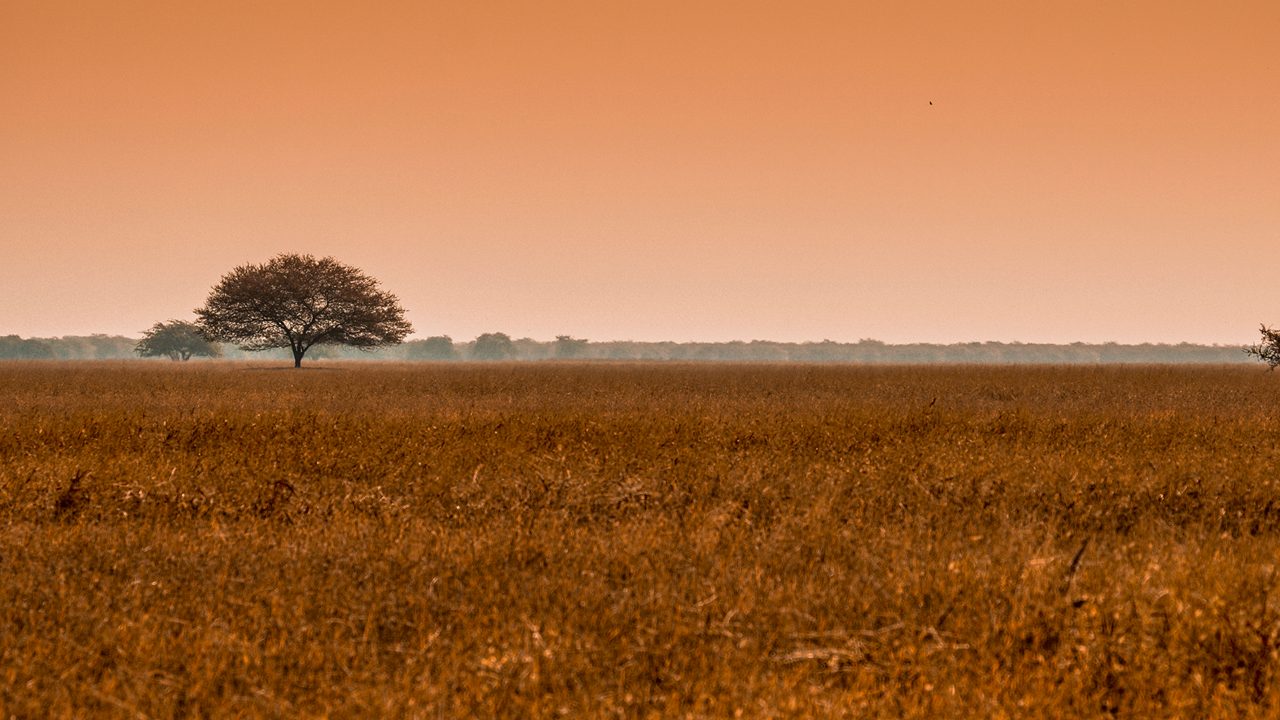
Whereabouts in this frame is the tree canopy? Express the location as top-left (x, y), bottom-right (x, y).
top-left (135, 320), bottom-right (221, 361)
top-left (1246, 325), bottom-right (1280, 370)
top-left (195, 254), bottom-right (412, 367)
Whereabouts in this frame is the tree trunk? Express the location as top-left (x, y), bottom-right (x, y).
top-left (293, 348), bottom-right (304, 368)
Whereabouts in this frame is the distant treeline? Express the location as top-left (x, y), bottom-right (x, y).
top-left (1, 335), bottom-right (138, 360)
top-left (0, 333), bottom-right (1252, 364)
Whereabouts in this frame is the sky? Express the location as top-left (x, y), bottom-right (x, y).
top-left (2, 1), bottom-right (1277, 344)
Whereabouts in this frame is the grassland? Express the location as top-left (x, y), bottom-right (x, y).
top-left (3, 361), bottom-right (1280, 718)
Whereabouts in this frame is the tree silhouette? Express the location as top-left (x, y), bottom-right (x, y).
top-left (1246, 324), bottom-right (1280, 369)
top-left (135, 320), bottom-right (221, 361)
top-left (195, 254), bottom-right (412, 367)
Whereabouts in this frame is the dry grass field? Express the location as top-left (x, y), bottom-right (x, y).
top-left (3, 361), bottom-right (1280, 718)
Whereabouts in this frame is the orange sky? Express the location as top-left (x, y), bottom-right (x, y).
top-left (2, 0), bottom-right (1277, 343)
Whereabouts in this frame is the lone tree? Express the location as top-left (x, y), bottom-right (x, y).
top-left (135, 320), bottom-right (221, 361)
top-left (1247, 324), bottom-right (1280, 369)
top-left (195, 253), bottom-right (412, 367)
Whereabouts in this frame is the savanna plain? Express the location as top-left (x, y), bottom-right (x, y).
top-left (4, 362), bottom-right (1280, 718)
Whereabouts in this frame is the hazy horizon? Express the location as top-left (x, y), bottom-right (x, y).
top-left (0, 326), bottom-right (1254, 348)
top-left (4, 1), bottom-right (1277, 345)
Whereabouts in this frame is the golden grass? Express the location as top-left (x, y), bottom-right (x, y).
top-left (3, 361), bottom-right (1280, 717)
